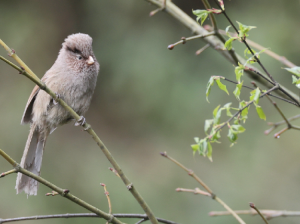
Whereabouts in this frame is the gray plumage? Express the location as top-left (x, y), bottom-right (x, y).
top-left (16, 33), bottom-right (99, 195)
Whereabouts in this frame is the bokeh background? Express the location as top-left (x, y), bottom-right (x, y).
top-left (1, 1), bottom-right (300, 223)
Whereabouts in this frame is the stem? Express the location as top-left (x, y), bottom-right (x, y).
top-left (145, 0), bottom-right (299, 103)
top-left (0, 149), bottom-right (123, 224)
top-left (160, 152), bottom-right (246, 224)
top-left (0, 213), bottom-right (179, 224)
top-left (0, 40), bottom-right (158, 224)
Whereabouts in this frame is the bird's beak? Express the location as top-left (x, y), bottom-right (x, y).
top-left (87, 56), bottom-right (95, 65)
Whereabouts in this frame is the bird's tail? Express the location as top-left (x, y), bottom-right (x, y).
top-left (16, 123), bottom-right (46, 195)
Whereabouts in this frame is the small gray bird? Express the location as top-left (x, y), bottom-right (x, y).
top-left (16, 33), bottom-right (100, 195)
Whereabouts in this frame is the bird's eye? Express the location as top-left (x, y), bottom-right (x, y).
top-left (77, 55), bottom-right (83, 60)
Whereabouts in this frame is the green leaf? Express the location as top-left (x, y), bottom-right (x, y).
top-left (216, 78), bottom-right (229, 95)
top-left (227, 128), bottom-right (237, 143)
top-left (225, 25), bottom-right (231, 36)
top-left (292, 76), bottom-right (300, 88)
top-left (235, 63), bottom-right (244, 82)
top-left (224, 37), bottom-right (237, 50)
top-left (250, 88), bottom-right (261, 104)
top-left (223, 102), bottom-right (233, 117)
top-left (210, 130), bottom-right (221, 142)
top-left (206, 76), bottom-right (215, 102)
top-left (285, 67), bottom-right (300, 77)
top-left (233, 81), bottom-right (243, 101)
top-left (199, 138), bottom-right (207, 156)
top-left (192, 9), bottom-right (211, 25)
top-left (239, 100), bottom-right (249, 122)
top-left (231, 124), bottom-right (246, 133)
top-left (213, 105), bottom-right (222, 124)
top-left (207, 142), bottom-right (213, 162)
top-left (204, 119), bottom-right (214, 134)
top-left (255, 105), bottom-right (266, 120)
top-left (236, 21), bottom-right (256, 38)
top-left (191, 144), bottom-right (199, 153)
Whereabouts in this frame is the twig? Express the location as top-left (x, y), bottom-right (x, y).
top-left (101, 183), bottom-right (112, 215)
top-left (144, 0), bottom-right (299, 103)
top-left (212, 27), bottom-right (296, 68)
top-left (213, 0), bottom-right (275, 84)
top-left (0, 40), bottom-right (158, 224)
top-left (0, 148), bottom-right (122, 224)
top-left (265, 114), bottom-right (300, 135)
top-left (176, 187), bottom-right (211, 197)
top-left (201, 0), bottom-right (218, 31)
top-left (249, 203), bottom-right (269, 224)
top-left (168, 32), bottom-right (215, 50)
top-left (210, 209), bottom-right (300, 220)
top-left (0, 169), bottom-right (17, 178)
top-left (160, 152), bottom-right (246, 224)
top-left (0, 213), bottom-right (180, 224)
top-left (209, 84), bottom-right (279, 137)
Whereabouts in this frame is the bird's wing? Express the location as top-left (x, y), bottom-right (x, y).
top-left (21, 85), bottom-right (40, 124)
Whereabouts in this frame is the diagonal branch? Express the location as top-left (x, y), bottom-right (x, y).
top-left (145, 0), bottom-right (299, 102)
top-left (160, 152), bottom-right (246, 224)
top-left (0, 148), bottom-right (123, 224)
top-left (0, 40), bottom-right (158, 224)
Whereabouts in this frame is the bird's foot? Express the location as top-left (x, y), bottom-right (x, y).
top-left (75, 116), bottom-right (86, 126)
top-left (53, 93), bottom-right (61, 105)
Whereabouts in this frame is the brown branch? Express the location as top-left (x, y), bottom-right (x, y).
top-left (209, 209), bottom-right (300, 220)
top-left (0, 213), bottom-right (180, 224)
top-left (0, 39), bottom-right (158, 224)
top-left (0, 149), bottom-right (122, 224)
top-left (145, 0), bottom-right (299, 102)
top-left (160, 152), bottom-right (246, 224)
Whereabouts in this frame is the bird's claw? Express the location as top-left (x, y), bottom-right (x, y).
top-left (53, 93), bottom-right (61, 105)
top-left (75, 116), bottom-right (86, 126)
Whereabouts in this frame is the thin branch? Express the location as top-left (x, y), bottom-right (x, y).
top-left (160, 152), bottom-right (246, 224)
top-left (212, 0), bottom-right (275, 84)
top-left (0, 169), bottom-right (17, 178)
top-left (144, 0), bottom-right (299, 103)
top-left (101, 183), bottom-right (112, 215)
top-left (249, 203), bottom-right (269, 224)
top-left (168, 32), bottom-right (215, 50)
top-left (0, 213), bottom-right (180, 224)
top-left (210, 84), bottom-right (279, 137)
top-left (223, 77), bottom-right (297, 105)
top-left (266, 114), bottom-right (300, 133)
top-left (0, 40), bottom-right (158, 224)
top-left (210, 209), bottom-right (300, 220)
top-left (0, 149), bottom-right (122, 224)
top-left (213, 27), bottom-right (296, 68)
top-left (195, 44), bottom-right (210, 55)
top-left (201, 0), bottom-right (218, 31)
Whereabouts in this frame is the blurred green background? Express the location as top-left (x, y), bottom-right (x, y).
top-left (1, 1), bottom-right (300, 223)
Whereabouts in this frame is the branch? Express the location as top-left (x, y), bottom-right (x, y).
top-left (0, 213), bottom-right (179, 224)
top-left (145, 0), bottom-right (299, 102)
top-left (160, 152), bottom-right (246, 224)
top-left (0, 40), bottom-right (158, 224)
top-left (209, 84), bottom-right (279, 137)
top-left (0, 148), bottom-right (122, 224)
top-left (209, 209), bottom-right (300, 220)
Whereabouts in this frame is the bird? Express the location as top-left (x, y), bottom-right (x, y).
top-left (15, 33), bottom-right (100, 195)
